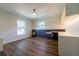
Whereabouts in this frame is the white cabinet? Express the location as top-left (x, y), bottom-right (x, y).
top-left (58, 36), bottom-right (79, 56)
top-left (0, 37), bottom-right (3, 51)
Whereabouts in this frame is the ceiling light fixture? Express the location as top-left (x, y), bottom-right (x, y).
top-left (33, 13), bottom-right (36, 16)
top-left (32, 9), bottom-right (37, 16)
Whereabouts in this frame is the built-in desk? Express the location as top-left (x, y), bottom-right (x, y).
top-left (32, 29), bottom-right (65, 40)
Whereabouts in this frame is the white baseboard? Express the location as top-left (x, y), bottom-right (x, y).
top-left (4, 36), bottom-right (31, 44)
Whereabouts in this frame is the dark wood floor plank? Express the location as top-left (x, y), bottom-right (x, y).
top-left (2, 37), bottom-right (58, 56)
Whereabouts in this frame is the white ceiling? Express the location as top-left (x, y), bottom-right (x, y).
top-left (0, 3), bottom-right (65, 19)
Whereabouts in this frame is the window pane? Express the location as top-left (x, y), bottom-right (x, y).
top-left (17, 20), bottom-right (26, 35)
top-left (37, 21), bottom-right (45, 29)
top-left (17, 20), bottom-right (25, 27)
top-left (38, 21), bottom-right (45, 26)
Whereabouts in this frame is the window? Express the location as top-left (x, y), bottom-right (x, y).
top-left (17, 20), bottom-right (26, 35)
top-left (37, 21), bottom-right (45, 29)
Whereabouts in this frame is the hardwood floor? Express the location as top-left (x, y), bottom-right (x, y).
top-left (2, 37), bottom-right (58, 56)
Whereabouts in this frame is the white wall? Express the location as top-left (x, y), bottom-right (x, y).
top-left (63, 15), bottom-right (79, 37)
top-left (61, 4), bottom-right (79, 36)
top-left (0, 10), bottom-right (32, 44)
top-left (66, 4), bottom-right (79, 16)
top-left (60, 6), bottom-right (66, 29)
top-left (33, 16), bottom-right (62, 30)
top-left (60, 4), bottom-right (79, 36)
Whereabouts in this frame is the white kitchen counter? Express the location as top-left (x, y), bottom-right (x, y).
top-left (59, 32), bottom-right (79, 37)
